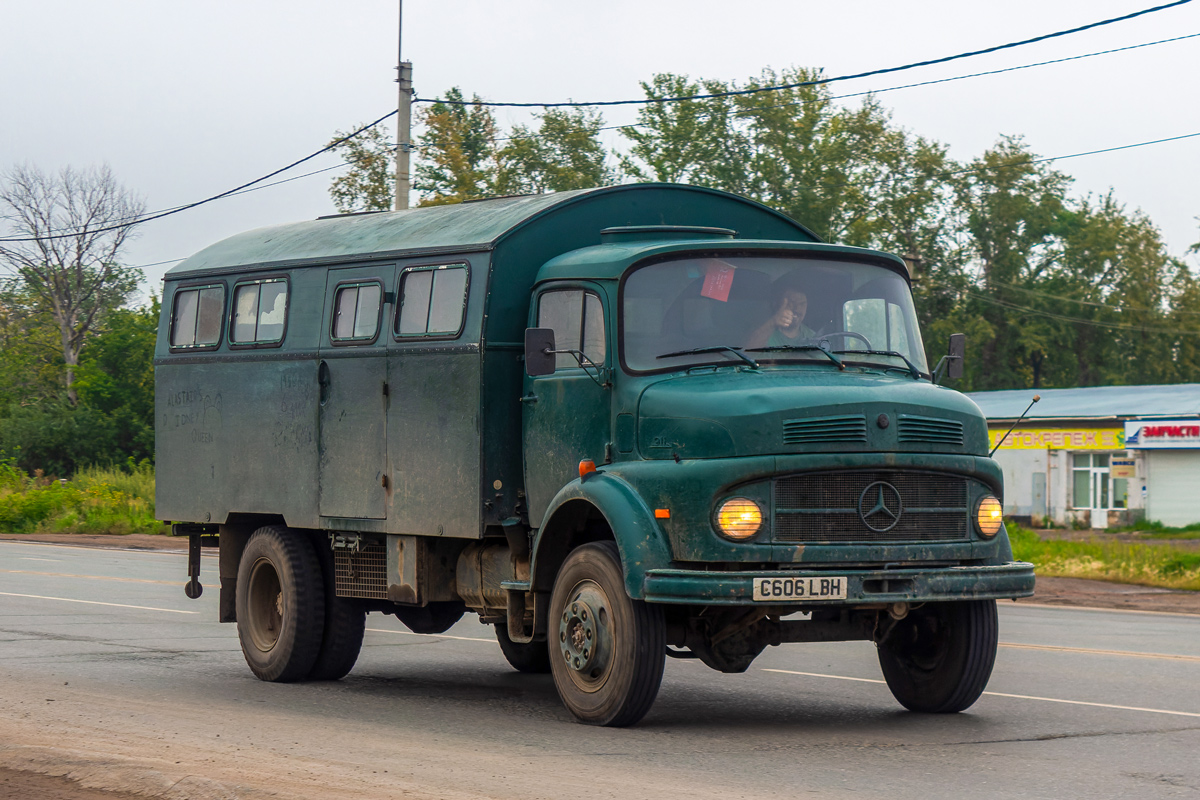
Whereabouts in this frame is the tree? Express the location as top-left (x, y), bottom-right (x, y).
top-left (620, 73), bottom-right (752, 193)
top-left (0, 164), bottom-right (145, 404)
top-left (0, 285), bottom-right (65, 405)
top-left (413, 88), bottom-right (499, 206)
top-left (326, 125), bottom-right (395, 214)
top-left (74, 299), bottom-right (159, 463)
top-left (952, 138), bottom-right (1071, 390)
top-left (495, 107), bottom-right (614, 195)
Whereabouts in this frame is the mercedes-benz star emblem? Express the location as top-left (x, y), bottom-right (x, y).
top-left (858, 481), bottom-right (903, 532)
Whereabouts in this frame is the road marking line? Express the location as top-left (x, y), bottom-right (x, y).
top-left (762, 669), bottom-right (1200, 718)
top-left (0, 569), bottom-right (177, 586)
top-left (1000, 641), bottom-right (1200, 662)
top-left (982, 690), bottom-right (1200, 718)
top-left (365, 628), bottom-right (494, 643)
top-left (1012, 602), bottom-right (1200, 619)
top-left (0, 541), bottom-right (193, 557)
top-left (18, 557), bottom-right (59, 562)
top-left (0, 591), bottom-right (198, 615)
top-left (763, 669), bottom-right (885, 684)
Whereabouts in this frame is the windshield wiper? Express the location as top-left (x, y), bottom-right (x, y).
top-left (746, 344), bottom-right (844, 370)
top-left (834, 349), bottom-right (923, 380)
top-left (656, 346), bottom-right (758, 368)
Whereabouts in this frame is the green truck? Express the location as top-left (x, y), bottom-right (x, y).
top-left (157, 183), bottom-right (1033, 726)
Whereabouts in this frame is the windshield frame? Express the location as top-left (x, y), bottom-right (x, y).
top-left (617, 248), bottom-right (925, 377)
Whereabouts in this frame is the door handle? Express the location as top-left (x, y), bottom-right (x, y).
top-left (318, 361), bottom-right (330, 405)
top-left (519, 393), bottom-right (538, 404)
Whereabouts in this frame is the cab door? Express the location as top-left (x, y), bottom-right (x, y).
top-left (318, 266), bottom-right (390, 519)
top-left (522, 284), bottom-right (612, 526)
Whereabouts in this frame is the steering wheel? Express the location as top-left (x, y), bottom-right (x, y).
top-left (817, 331), bottom-right (873, 350)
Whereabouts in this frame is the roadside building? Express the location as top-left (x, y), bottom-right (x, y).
top-left (967, 384), bottom-right (1200, 529)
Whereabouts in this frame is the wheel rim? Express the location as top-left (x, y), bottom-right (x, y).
top-left (246, 556), bottom-right (284, 652)
top-left (890, 609), bottom-right (951, 674)
top-left (557, 579), bottom-right (615, 693)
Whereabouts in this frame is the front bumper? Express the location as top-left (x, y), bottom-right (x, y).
top-left (642, 562), bottom-right (1035, 606)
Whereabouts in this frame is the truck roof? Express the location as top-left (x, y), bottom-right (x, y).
top-left (166, 184), bottom-right (820, 279)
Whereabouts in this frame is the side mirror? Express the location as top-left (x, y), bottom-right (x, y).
top-left (947, 333), bottom-right (966, 380)
top-left (525, 328), bottom-right (557, 376)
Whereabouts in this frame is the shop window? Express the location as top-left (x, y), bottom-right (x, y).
top-left (1071, 453), bottom-right (1113, 509)
top-left (170, 284), bottom-right (224, 349)
top-left (332, 282), bottom-right (382, 342)
top-left (396, 265), bottom-right (468, 337)
top-left (231, 279), bottom-right (288, 345)
top-left (538, 289), bottom-right (606, 370)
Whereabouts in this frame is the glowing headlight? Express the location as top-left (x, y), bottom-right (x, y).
top-left (715, 498), bottom-right (763, 540)
top-left (975, 495), bottom-right (1003, 538)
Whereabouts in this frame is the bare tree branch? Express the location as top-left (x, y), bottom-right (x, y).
top-left (0, 164), bottom-right (145, 404)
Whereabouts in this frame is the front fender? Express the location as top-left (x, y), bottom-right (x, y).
top-left (530, 471), bottom-right (673, 599)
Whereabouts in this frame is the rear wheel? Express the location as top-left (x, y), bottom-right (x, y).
top-left (877, 599), bottom-right (998, 713)
top-left (235, 526), bottom-right (325, 682)
top-left (548, 542), bottom-right (665, 726)
top-left (495, 625), bottom-right (551, 673)
top-left (306, 535), bottom-right (366, 681)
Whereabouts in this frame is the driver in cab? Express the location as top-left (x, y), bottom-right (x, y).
top-left (747, 275), bottom-right (816, 349)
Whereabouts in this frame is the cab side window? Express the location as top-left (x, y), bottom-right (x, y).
top-left (538, 289), bottom-right (606, 370)
top-left (396, 265), bottom-right (468, 338)
top-left (231, 278), bottom-right (288, 346)
top-left (332, 282), bottom-right (382, 342)
top-left (170, 284), bottom-right (225, 350)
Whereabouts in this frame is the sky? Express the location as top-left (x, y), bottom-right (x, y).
top-left (1, 0), bottom-right (1198, 299)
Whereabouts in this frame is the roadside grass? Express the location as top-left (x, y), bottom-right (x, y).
top-left (0, 459), bottom-right (167, 536)
top-left (1008, 522), bottom-right (1200, 592)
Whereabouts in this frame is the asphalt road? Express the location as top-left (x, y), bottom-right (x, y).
top-left (1, 540), bottom-right (1198, 800)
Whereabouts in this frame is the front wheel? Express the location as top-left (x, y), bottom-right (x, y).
top-left (548, 542), bottom-right (665, 726)
top-left (877, 599), bottom-right (998, 713)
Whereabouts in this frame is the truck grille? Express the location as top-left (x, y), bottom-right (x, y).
top-left (773, 471), bottom-right (969, 543)
top-left (334, 542), bottom-right (388, 599)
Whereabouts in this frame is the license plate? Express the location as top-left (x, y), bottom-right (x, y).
top-left (752, 575), bottom-right (848, 602)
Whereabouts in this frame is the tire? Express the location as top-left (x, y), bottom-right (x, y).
top-left (306, 535), bottom-right (366, 681)
top-left (548, 542), bottom-right (665, 726)
top-left (495, 625), bottom-right (551, 674)
top-left (877, 599), bottom-right (998, 713)
top-left (235, 526), bottom-right (325, 683)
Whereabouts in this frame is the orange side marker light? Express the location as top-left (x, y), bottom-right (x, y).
top-left (579, 459), bottom-right (597, 479)
top-left (654, 508), bottom-right (671, 519)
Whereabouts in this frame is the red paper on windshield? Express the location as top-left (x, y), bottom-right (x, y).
top-left (701, 262), bottom-right (735, 302)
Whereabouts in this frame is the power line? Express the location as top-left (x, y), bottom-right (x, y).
top-left (0, 111), bottom-right (398, 244)
top-left (928, 279), bottom-right (1200, 335)
top-left (800, 130), bottom-right (1200, 195)
top-left (488, 31), bottom-right (1200, 145)
top-left (5, 22), bottom-right (1191, 244)
top-left (419, 1), bottom-right (1195, 108)
top-left (992, 278), bottom-right (1200, 315)
top-left (108, 127), bottom-right (1200, 274)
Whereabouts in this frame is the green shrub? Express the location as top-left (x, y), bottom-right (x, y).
top-left (0, 459), bottom-right (165, 535)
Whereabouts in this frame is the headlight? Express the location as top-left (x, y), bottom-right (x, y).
top-left (975, 495), bottom-right (1003, 538)
top-left (715, 497), bottom-right (763, 540)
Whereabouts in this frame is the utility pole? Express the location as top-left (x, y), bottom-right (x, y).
top-left (394, 0), bottom-right (413, 210)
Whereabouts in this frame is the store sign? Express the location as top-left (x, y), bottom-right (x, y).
top-left (989, 427), bottom-right (1124, 451)
top-left (1111, 458), bottom-right (1137, 478)
top-left (1124, 419), bottom-right (1200, 449)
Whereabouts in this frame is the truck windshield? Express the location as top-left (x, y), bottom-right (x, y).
top-left (621, 255), bottom-right (928, 374)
